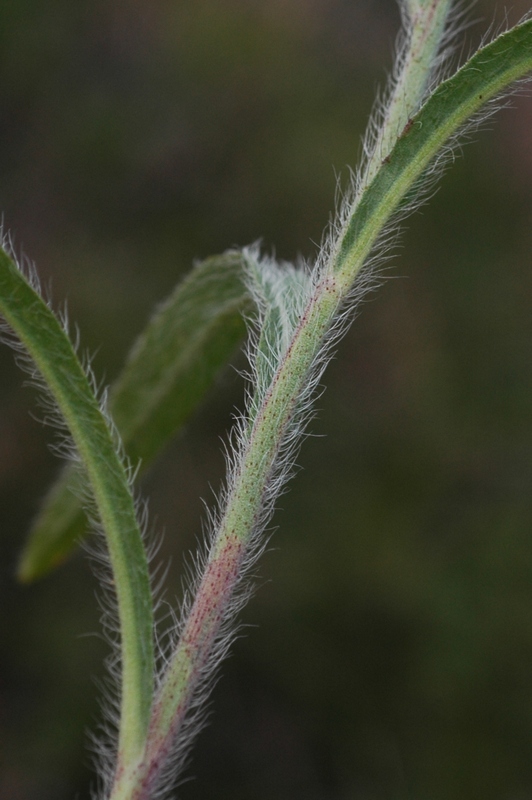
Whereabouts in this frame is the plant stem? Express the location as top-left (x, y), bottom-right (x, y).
top-left (110, 11), bottom-right (532, 800)
top-left (361, 0), bottom-right (452, 190)
top-left (107, 6), bottom-right (453, 797)
top-left (109, 270), bottom-right (342, 800)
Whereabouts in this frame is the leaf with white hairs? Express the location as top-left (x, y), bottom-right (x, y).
top-left (18, 251), bottom-right (251, 582)
top-left (0, 242), bottom-right (154, 774)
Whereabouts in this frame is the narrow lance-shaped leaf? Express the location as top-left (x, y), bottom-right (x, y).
top-left (18, 252), bottom-right (251, 582)
top-left (0, 246), bottom-right (154, 770)
top-left (334, 18), bottom-right (532, 288)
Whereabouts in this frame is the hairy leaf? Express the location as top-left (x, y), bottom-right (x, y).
top-left (0, 245), bottom-right (154, 766)
top-left (18, 252), bottom-right (250, 582)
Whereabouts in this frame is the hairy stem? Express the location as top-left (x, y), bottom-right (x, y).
top-left (108, 5), bottom-right (453, 797)
top-left (110, 11), bottom-right (532, 800)
top-left (110, 272), bottom-right (342, 800)
top-left (362, 0), bottom-right (452, 189)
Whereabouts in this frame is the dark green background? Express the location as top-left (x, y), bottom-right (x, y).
top-left (1, 1), bottom-right (532, 798)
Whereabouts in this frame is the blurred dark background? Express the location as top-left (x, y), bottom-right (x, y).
top-left (1, 1), bottom-right (532, 798)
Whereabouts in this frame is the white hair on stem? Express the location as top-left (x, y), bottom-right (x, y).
top-left (133, 236), bottom-right (385, 799)
top-left (122, 5), bottom-right (532, 798)
top-left (137, 248), bottom-right (317, 795)
top-left (354, 0), bottom-right (461, 199)
top-left (111, 8), bottom-right (451, 797)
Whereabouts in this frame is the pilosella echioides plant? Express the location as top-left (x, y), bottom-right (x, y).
top-left (2, 1), bottom-right (532, 798)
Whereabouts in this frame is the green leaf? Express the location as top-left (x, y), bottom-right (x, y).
top-left (18, 251), bottom-right (250, 582)
top-left (334, 18), bottom-right (532, 288)
top-left (0, 246), bottom-right (154, 766)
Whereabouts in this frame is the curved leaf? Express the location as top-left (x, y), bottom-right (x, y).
top-left (335, 18), bottom-right (532, 285)
top-left (0, 246), bottom-right (154, 767)
top-left (18, 251), bottom-right (250, 582)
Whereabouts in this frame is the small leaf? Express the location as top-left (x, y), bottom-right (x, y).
top-left (18, 251), bottom-right (251, 582)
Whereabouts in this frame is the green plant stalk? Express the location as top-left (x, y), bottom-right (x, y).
top-left (152, 0), bottom-right (463, 743)
top-left (108, 11), bottom-right (532, 800)
top-left (0, 251), bottom-right (154, 771)
top-left (109, 270), bottom-right (342, 800)
top-left (362, 0), bottom-right (452, 189)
